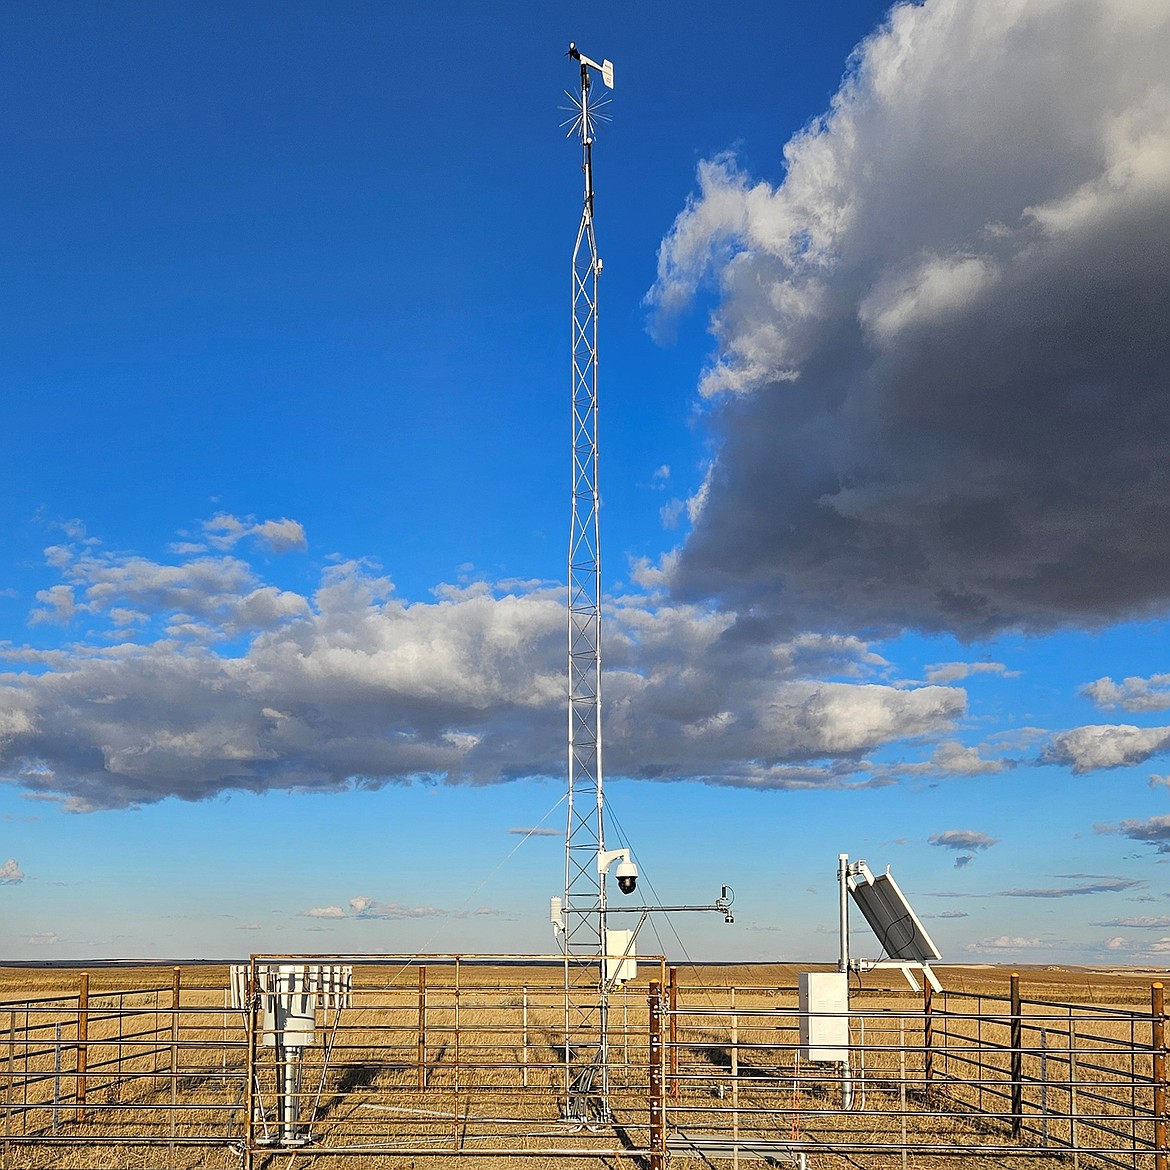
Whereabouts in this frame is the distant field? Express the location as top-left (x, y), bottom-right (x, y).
top-left (1, 959), bottom-right (1165, 1002)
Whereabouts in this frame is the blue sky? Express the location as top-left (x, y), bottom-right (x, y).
top-left (4, 0), bottom-right (1170, 966)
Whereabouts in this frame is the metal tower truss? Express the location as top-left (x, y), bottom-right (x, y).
top-left (554, 43), bottom-right (733, 1127)
top-left (562, 41), bottom-right (614, 1123)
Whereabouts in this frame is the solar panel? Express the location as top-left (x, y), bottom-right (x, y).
top-left (847, 861), bottom-right (941, 964)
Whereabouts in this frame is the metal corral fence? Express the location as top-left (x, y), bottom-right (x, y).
top-left (660, 972), bottom-right (1168, 1168)
top-left (927, 975), bottom-right (1168, 1165)
top-left (0, 957), bottom-right (1167, 1169)
top-left (1, 953), bottom-right (670, 1169)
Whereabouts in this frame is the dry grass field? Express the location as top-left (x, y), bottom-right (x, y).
top-left (1, 959), bottom-right (1163, 999)
top-left (1, 960), bottom-right (1165, 1170)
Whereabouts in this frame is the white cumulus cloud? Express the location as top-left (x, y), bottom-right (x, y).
top-left (1081, 674), bottom-right (1170, 713)
top-left (929, 830), bottom-right (997, 852)
top-left (0, 532), bottom-right (967, 809)
top-left (966, 936), bottom-right (1049, 953)
top-left (1044, 725), bottom-right (1170, 773)
top-left (924, 662), bottom-right (1014, 685)
top-left (201, 514), bottom-right (307, 554)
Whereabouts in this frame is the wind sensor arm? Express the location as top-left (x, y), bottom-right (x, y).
top-left (556, 883), bottom-right (736, 929)
top-left (567, 43), bottom-right (614, 90)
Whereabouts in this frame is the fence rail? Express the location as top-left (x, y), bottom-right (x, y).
top-left (0, 959), bottom-right (1166, 1168)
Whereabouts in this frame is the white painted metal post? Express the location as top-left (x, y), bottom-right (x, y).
top-left (838, 853), bottom-right (850, 974)
top-left (731, 989), bottom-right (739, 1170)
top-left (838, 854), bottom-right (854, 1109)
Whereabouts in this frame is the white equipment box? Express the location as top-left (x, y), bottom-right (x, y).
top-left (605, 929), bottom-right (637, 986)
top-left (799, 971), bottom-right (849, 1062)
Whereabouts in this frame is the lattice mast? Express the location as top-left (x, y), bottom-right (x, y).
top-left (562, 41), bottom-right (615, 1116)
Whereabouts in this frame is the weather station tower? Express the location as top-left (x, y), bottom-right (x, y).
top-left (552, 43), bottom-right (734, 1126)
top-left (558, 41), bottom-right (620, 1122)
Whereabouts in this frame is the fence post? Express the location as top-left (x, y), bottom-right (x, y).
top-left (115, 990), bottom-right (125, 1103)
top-left (171, 967), bottom-right (181, 1134)
top-left (1039, 1029), bottom-right (1049, 1147)
top-left (649, 980), bottom-right (665, 1170)
top-left (923, 981), bottom-right (934, 1092)
top-left (1010, 971), bottom-right (1022, 1139)
top-left (1068, 1003), bottom-right (1079, 1166)
top-left (731, 989), bottom-right (739, 1155)
top-left (522, 985), bottom-right (529, 1089)
top-left (53, 1024), bottom-right (61, 1135)
top-left (243, 963), bottom-right (260, 1170)
top-left (1153, 982), bottom-right (1166, 1170)
top-left (5, 1008), bottom-right (15, 1148)
top-left (899, 1016), bottom-right (908, 1169)
top-left (75, 973), bottom-right (88, 1123)
top-left (623, 991), bottom-right (629, 1076)
top-left (417, 966), bottom-right (427, 1091)
top-left (668, 966), bottom-right (679, 1102)
top-left (454, 956), bottom-right (461, 1095)
top-left (171, 968), bottom-right (181, 1054)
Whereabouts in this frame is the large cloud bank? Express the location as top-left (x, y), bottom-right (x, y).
top-left (7, 1), bottom-right (1170, 810)
top-left (0, 530), bottom-right (965, 809)
top-left (650, 0), bottom-right (1170, 636)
